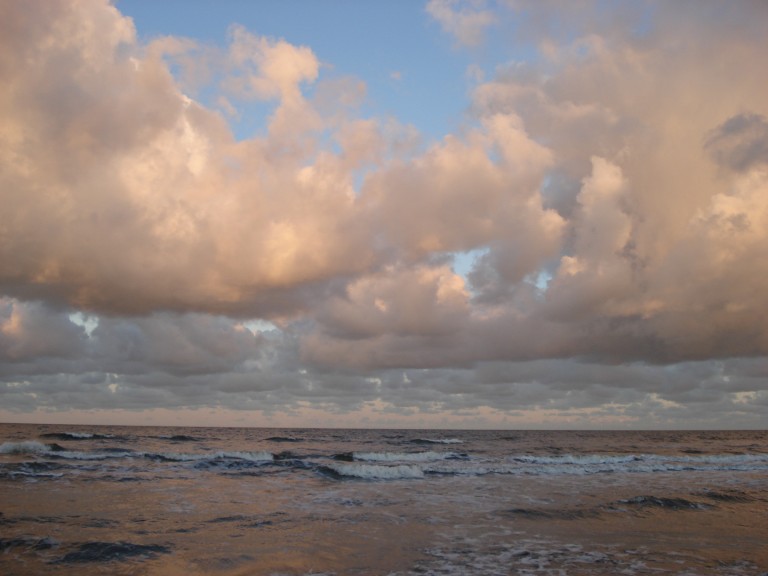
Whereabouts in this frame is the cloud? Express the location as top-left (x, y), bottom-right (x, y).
top-left (0, 299), bottom-right (85, 362)
top-left (426, 0), bottom-right (495, 47)
top-left (0, 0), bottom-right (378, 318)
top-left (360, 113), bottom-right (560, 262)
top-left (2, 0), bottom-right (768, 426)
top-left (705, 113), bottom-right (768, 173)
top-left (466, 1), bottom-right (768, 365)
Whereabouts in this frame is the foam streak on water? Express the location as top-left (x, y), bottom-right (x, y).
top-left (1, 425), bottom-right (766, 575)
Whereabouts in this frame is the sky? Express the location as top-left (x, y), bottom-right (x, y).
top-left (1, 0), bottom-right (767, 430)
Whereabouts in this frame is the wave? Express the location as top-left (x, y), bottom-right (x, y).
top-left (500, 507), bottom-right (600, 521)
top-left (410, 438), bottom-right (464, 445)
top-left (353, 451), bottom-right (465, 462)
top-left (322, 462), bottom-right (425, 480)
top-left (498, 493), bottom-right (719, 522)
top-left (52, 450), bottom-right (136, 461)
top-left (1, 441), bottom-right (273, 465)
top-left (6, 437), bottom-right (767, 481)
top-left (511, 454), bottom-right (643, 465)
top-left (155, 434), bottom-right (201, 442)
top-left (0, 441), bottom-right (136, 463)
top-left (419, 452), bottom-right (768, 478)
top-left (616, 495), bottom-right (710, 510)
top-left (0, 536), bottom-right (58, 552)
top-left (492, 453), bottom-right (768, 475)
top-left (696, 489), bottom-right (755, 503)
top-left (145, 452), bottom-right (207, 462)
top-left (265, 436), bottom-right (301, 443)
top-left (0, 461), bottom-right (67, 480)
top-left (56, 541), bottom-right (171, 564)
top-left (214, 451), bottom-right (274, 463)
top-left (40, 432), bottom-right (115, 440)
top-left (1, 441), bottom-right (55, 455)
top-left (190, 452), bottom-right (278, 474)
top-left (151, 450), bottom-right (274, 463)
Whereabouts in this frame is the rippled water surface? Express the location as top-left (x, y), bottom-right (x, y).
top-left (1, 424), bottom-right (767, 575)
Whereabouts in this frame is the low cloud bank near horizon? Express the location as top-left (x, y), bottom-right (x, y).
top-left (1, 0), bottom-right (767, 428)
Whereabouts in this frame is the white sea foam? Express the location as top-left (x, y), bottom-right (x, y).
top-left (0, 441), bottom-right (51, 455)
top-left (215, 451), bottom-right (274, 462)
top-left (62, 432), bottom-right (100, 439)
top-left (0, 440), bottom-right (136, 460)
top-left (511, 454), bottom-right (642, 465)
top-left (421, 452), bottom-right (768, 478)
top-left (8, 471), bottom-right (64, 479)
top-left (415, 438), bottom-right (464, 444)
top-left (502, 453), bottom-right (768, 475)
top-left (42, 431), bottom-right (115, 440)
top-left (154, 452), bottom-right (209, 462)
top-left (354, 451), bottom-right (459, 462)
top-left (327, 462), bottom-right (425, 480)
top-left (155, 450), bottom-right (274, 463)
top-left (54, 450), bottom-right (135, 461)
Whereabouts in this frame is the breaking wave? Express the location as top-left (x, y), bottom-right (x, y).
top-left (503, 453), bottom-right (768, 475)
top-left (40, 432), bottom-right (116, 441)
top-left (155, 450), bottom-right (274, 463)
top-left (353, 451), bottom-right (464, 462)
top-left (410, 438), bottom-right (464, 445)
top-left (154, 434), bottom-right (201, 442)
top-left (1, 441), bottom-right (273, 465)
top-left (322, 462), bottom-right (425, 480)
top-left (4, 435), bottom-right (767, 481)
top-left (265, 436), bottom-right (301, 443)
top-left (0, 441), bottom-right (53, 455)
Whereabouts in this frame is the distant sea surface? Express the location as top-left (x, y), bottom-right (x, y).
top-left (1, 424), bottom-right (767, 575)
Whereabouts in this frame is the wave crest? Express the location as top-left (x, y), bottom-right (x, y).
top-left (323, 462), bottom-right (425, 480)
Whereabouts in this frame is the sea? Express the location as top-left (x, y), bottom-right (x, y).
top-left (1, 424), bottom-right (766, 576)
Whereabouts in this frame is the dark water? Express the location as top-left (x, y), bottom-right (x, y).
top-left (1, 424), bottom-right (767, 575)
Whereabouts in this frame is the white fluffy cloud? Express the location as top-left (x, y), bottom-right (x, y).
top-left (0, 0), bottom-right (374, 317)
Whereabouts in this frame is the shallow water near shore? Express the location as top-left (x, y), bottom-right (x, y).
top-left (1, 424), bottom-right (767, 575)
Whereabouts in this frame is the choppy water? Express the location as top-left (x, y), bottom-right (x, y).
top-left (1, 424), bottom-right (766, 575)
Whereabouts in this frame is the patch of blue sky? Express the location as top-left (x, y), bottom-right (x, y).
top-left (68, 312), bottom-right (99, 336)
top-left (241, 319), bottom-right (279, 335)
top-left (118, 1), bottom-right (483, 144)
top-left (452, 246), bottom-right (488, 280)
top-left (452, 247), bottom-right (552, 294)
top-left (531, 268), bottom-right (552, 293)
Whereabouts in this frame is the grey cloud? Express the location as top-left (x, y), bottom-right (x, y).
top-left (2, 302), bottom-right (767, 428)
top-left (0, 299), bottom-right (86, 362)
top-left (90, 314), bottom-right (265, 375)
top-left (705, 113), bottom-right (768, 172)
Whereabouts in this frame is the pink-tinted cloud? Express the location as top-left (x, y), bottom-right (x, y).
top-left (2, 0), bottom-right (768, 427)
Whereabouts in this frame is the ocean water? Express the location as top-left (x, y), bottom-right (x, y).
top-left (1, 425), bottom-right (766, 575)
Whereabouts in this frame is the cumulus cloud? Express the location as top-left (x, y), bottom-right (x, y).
top-left (2, 0), bottom-right (768, 427)
top-left (0, 0), bottom-right (374, 318)
top-left (464, 0), bottom-right (768, 365)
